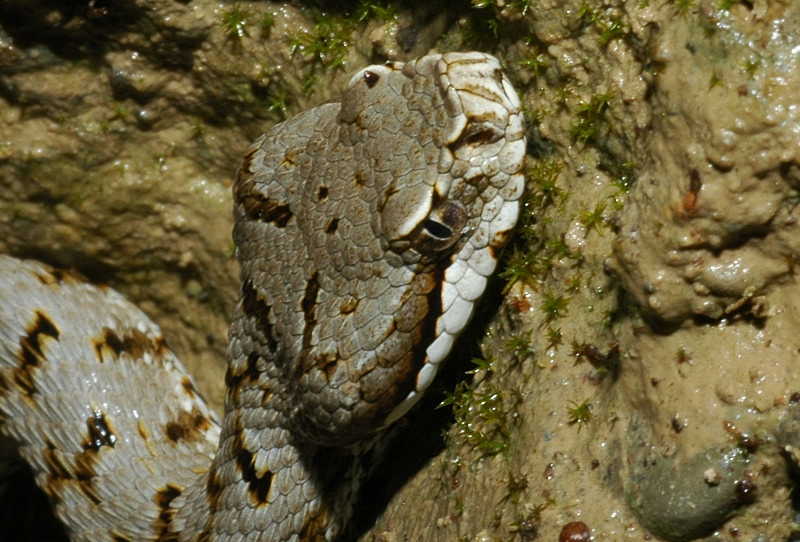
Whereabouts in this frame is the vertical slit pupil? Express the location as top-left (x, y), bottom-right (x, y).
top-left (423, 219), bottom-right (452, 239)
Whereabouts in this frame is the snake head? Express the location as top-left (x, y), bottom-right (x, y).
top-left (232, 52), bottom-right (526, 446)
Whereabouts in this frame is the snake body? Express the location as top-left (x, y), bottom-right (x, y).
top-left (0, 52), bottom-right (525, 541)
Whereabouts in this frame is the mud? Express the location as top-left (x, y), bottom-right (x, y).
top-left (3, 1), bottom-right (800, 541)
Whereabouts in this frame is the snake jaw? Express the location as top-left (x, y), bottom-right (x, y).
top-left (381, 52), bottom-right (527, 429)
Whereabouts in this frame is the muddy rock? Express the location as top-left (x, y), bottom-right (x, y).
top-left (4, 1), bottom-right (800, 542)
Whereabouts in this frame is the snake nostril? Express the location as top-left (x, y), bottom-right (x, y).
top-left (464, 129), bottom-right (496, 146)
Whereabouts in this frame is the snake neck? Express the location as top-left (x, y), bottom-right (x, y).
top-left (172, 299), bottom-right (366, 541)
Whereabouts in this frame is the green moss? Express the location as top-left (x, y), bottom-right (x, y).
top-left (540, 289), bottom-right (570, 321)
top-left (498, 245), bottom-right (535, 292)
top-left (672, 0), bottom-right (695, 15)
top-left (439, 357), bottom-right (521, 460)
top-left (597, 16), bottom-right (626, 45)
top-left (288, 3), bottom-right (399, 71)
top-left (579, 200), bottom-right (608, 236)
top-left (566, 399), bottom-right (593, 431)
top-left (505, 329), bottom-right (535, 360)
top-left (546, 326), bottom-right (563, 350)
top-left (571, 92), bottom-right (613, 144)
top-left (220, 4), bottom-right (252, 42)
top-left (259, 12), bottom-right (275, 35)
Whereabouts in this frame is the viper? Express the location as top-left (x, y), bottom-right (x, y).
top-left (0, 52), bottom-right (526, 541)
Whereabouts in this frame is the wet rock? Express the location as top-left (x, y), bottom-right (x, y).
top-left (627, 446), bottom-right (750, 541)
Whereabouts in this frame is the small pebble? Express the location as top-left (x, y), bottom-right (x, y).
top-left (559, 521), bottom-right (591, 542)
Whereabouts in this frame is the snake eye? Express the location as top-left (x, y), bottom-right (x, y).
top-left (412, 201), bottom-right (467, 256)
top-left (422, 218), bottom-right (453, 239)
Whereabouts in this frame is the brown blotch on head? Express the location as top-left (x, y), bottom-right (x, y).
top-left (164, 409), bottom-right (213, 444)
top-left (317, 185), bottom-right (329, 200)
top-left (354, 170), bottom-right (367, 187)
top-left (310, 353), bottom-right (339, 382)
top-left (111, 533), bottom-right (135, 542)
top-left (363, 69), bottom-right (380, 88)
top-left (238, 192), bottom-right (293, 227)
top-left (152, 482), bottom-right (183, 541)
top-left (281, 147), bottom-right (302, 167)
top-left (325, 217), bottom-right (339, 234)
top-left (234, 147), bottom-right (259, 190)
top-left (340, 297), bottom-right (359, 315)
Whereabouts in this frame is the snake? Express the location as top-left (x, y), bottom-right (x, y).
top-left (0, 51), bottom-right (525, 541)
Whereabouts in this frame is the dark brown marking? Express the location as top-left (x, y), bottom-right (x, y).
top-left (15, 311), bottom-right (60, 396)
top-left (300, 509), bottom-right (334, 542)
top-left (111, 534), bottom-right (134, 542)
top-left (42, 440), bottom-right (72, 481)
top-left (325, 217), bottom-right (339, 234)
top-left (340, 297), bottom-right (358, 315)
top-left (225, 352), bottom-right (262, 393)
top-left (152, 483), bottom-right (183, 541)
top-left (465, 129), bottom-right (495, 146)
top-left (363, 69), bottom-right (380, 88)
top-left (164, 409), bottom-right (213, 444)
top-left (235, 147), bottom-right (258, 181)
top-left (205, 470), bottom-right (224, 511)
top-left (282, 147), bottom-right (302, 167)
top-left (93, 327), bottom-right (168, 362)
top-left (44, 438), bottom-right (103, 505)
top-left (319, 354), bottom-right (339, 382)
top-left (230, 420), bottom-right (272, 505)
top-left (73, 452), bottom-right (101, 504)
top-left (33, 267), bottom-right (79, 286)
top-left (239, 279), bottom-right (278, 353)
top-left (181, 376), bottom-right (199, 398)
top-left (689, 168), bottom-right (702, 194)
top-left (98, 327), bottom-right (124, 358)
top-left (235, 448), bottom-right (273, 504)
top-left (138, 419), bottom-right (150, 440)
top-left (317, 184), bottom-right (329, 200)
top-left (354, 171), bottom-right (367, 187)
top-left (300, 272), bottom-right (320, 357)
top-left (238, 192), bottom-right (293, 227)
top-left (85, 409), bottom-right (117, 450)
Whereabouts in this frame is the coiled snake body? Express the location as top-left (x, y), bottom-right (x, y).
top-left (0, 52), bottom-right (525, 541)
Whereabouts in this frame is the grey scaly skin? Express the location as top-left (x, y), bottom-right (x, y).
top-left (0, 52), bottom-right (526, 541)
